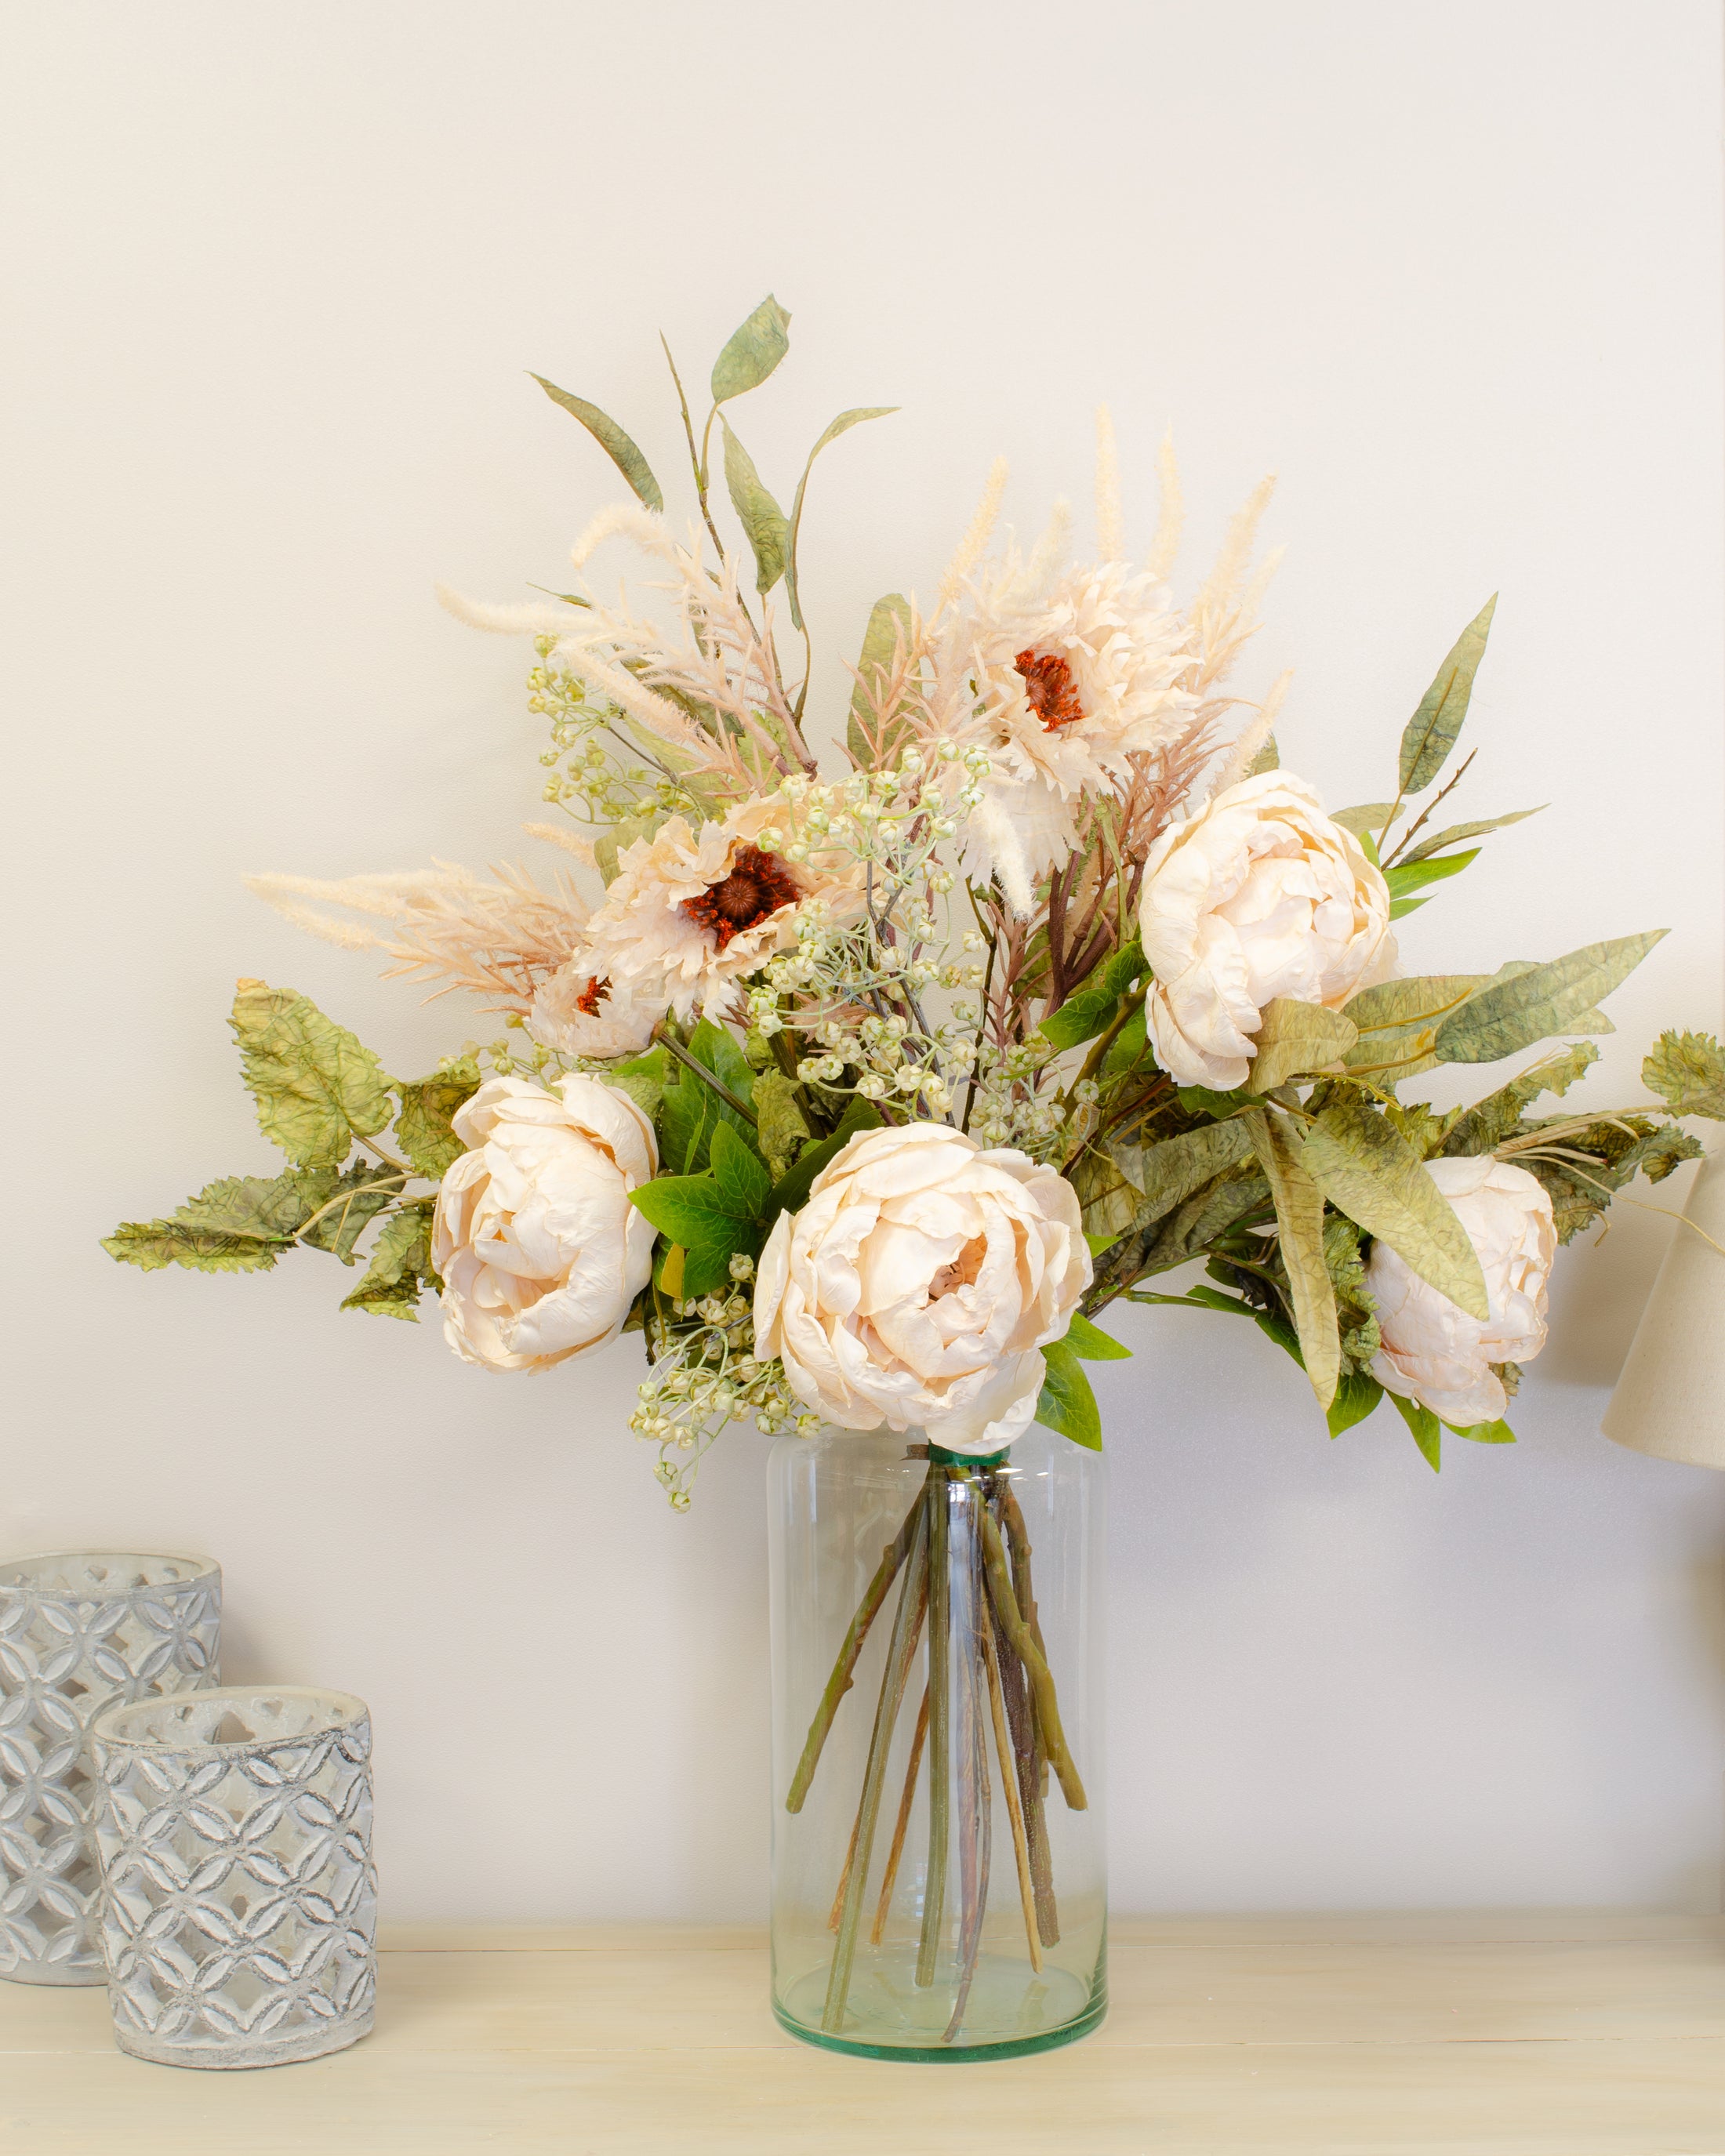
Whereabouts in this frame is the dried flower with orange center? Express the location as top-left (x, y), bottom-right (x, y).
top-left (574, 975), bottom-right (611, 1017)
top-left (1014, 648), bottom-right (1085, 729)
top-left (680, 844), bottom-right (802, 951)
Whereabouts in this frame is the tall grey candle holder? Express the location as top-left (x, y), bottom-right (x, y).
top-left (92, 1686), bottom-right (376, 2069)
top-left (0, 1551), bottom-right (221, 1985)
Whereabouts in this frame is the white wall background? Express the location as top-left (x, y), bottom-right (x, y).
top-left (3, 2), bottom-right (1722, 1920)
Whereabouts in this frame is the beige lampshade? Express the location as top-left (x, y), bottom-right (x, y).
top-left (1601, 1149), bottom-right (1725, 1467)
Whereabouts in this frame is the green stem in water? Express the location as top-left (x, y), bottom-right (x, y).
top-left (979, 1508), bottom-right (1088, 1811)
top-left (916, 1471), bottom-right (951, 1988)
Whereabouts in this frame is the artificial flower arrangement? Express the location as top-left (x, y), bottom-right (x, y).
top-left (103, 296), bottom-right (1724, 2047)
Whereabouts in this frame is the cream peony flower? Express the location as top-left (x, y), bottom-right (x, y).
top-left (527, 956), bottom-right (663, 1061)
top-left (753, 1123), bottom-right (1091, 1454)
top-left (1138, 771), bottom-right (1396, 1088)
top-left (1367, 1156), bottom-right (1556, 1427)
top-left (579, 797), bottom-right (860, 1024)
top-left (432, 1075), bottom-right (657, 1374)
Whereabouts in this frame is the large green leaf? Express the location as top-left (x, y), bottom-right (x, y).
top-left (1433, 933), bottom-right (1666, 1065)
top-left (295, 1161), bottom-right (406, 1265)
top-left (1396, 806), bottom-right (1545, 866)
top-left (630, 1167), bottom-right (767, 1299)
top-left (1070, 1144), bottom-right (1142, 1241)
top-left (767, 1097), bottom-right (883, 1219)
top-left (686, 1018), bottom-right (757, 1109)
top-left (1243, 1108), bottom-right (1339, 1408)
top-left (1034, 1338), bottom-right (1102, 1450)
top-left (1298, 1101), bottom-right (1489, 1320)
top-left (103, 1218), bottom-right (289, 1275)
top-left (1399, 596), bottom-right (1497, 796)
top-left (710, 294), bottom-right (791, 405)
top-left (784, 406), bottom-right (899, 632)
top-left (1440, 1044), bottom-right (1599, 1156)
top-left (1387, 1391), bottom-right (1443, 1471)
top-left (1332, 803), bottom-right (1398, 839)
top-left (1642, 1029), bottom-right (1725, 1120)
top-left (1383, 849), bottom-right (1480, 904)
top-left (531, 375), bottom-right (663, 513)
top-left (1040, 940), bottom-right (1146, 1052)
top-left (752, 1069), bottom-right (812, 1178)
top-left (719, 418), bottom-right (790, 594)
top-left (1062, 1311), bottom-right (1131, 1360)
top-left (846, 593), bottom-right (914, 766)
top-left (231, 981), bottom-right (392, 1169)
top-left (1327, 1372), bottom-right (1385, 1438)
top-left (394, 1060), bottom-right (479, 1179)
top-left (171, 1173), bottom-right (314, 1241)
top-left (1113, 1119), bottom-right (1254, 1229)
top-left (1247, 998), bottom-right (1359, 1092)
top-left (341, 1200), bottom-right (439, 1321)
top-left (710, 1120), bottom-right (772, 1221)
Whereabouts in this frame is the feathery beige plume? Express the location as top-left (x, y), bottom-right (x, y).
top-left (936, 456), bottom-right (1009, 610)
top-left (1094, 406), bottom-right (1124, 561)
top-left (1146, 430), bottom-right (1184, 583)
top-left (1211, 670), bottom-right (1292, 796)
top-left (434, 586), bottom-right (576, 637)
top-left (1195, 474), bottom-right (1277, 617)
top-left (522, 821), bottom-right (598, 866)
top-left (569, 499), bottom-right (674, 571)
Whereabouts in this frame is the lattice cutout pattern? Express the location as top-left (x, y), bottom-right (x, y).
top-left (0, 1553), bottom-right (220, 1986)
top-left (93, 1689), bottom-right (376, 2069)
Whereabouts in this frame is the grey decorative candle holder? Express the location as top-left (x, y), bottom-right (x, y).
top-left (92, 1686), bottom-right (376, 2070)
top-left (0, 1551), bottom-right (221, 1986)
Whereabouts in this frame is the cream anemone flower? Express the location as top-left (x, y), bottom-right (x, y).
top-left (579, 797), bottom-right (861, 1024)
top-left (938, 552), bottom-right (1196, 908)
top-left (527, 955), bottom-right (664, 1061)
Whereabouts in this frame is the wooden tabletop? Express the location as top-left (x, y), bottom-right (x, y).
top-left (4, 1912), bottom-right (1722, 2153)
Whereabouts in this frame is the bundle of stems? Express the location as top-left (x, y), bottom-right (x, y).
top-left (786, 1450), bottom-right (1087, 2044)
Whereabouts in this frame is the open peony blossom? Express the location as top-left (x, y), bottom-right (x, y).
top-left (579, 796), bottom-right (861, 1023)
top-left (1366, 1156), bottom-right (1556, 1426)
top-left (753, 1123), bottom-right (1090, 1455)
top-left (1138, 771), bottom-right (1396, 1088)
top-left (433, 1075), bottom-right (657, 1374)
top-left (527, 956), bottom-right (663, 1061)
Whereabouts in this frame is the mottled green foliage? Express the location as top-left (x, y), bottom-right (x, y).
top-left (1440, 1044), bottom-right (1599, 1157)
top-left (753, 1069), bottom-right (812, 1178)
top-left (394, 1060), bottom-right (479, 1179)
top-left (531, 375), bottom-right (663, 513)
top-left (1244, 1108), bottom-right (1339, 1408)
top-left (296, 1161), bottom-right (406, 1265)
top-left (1642, 1030), bottom-right (1725, 1121)
top-left (1399, 596), bottom-right (1496, 795)
top-left (1247, 998), bottom-right (1359, 1092)
top-left (720, 418), bottom-right (790, 593)
top-left (1299, 1099), bottom-right (1489, 1320)
top-left (710, 295), bottom-right (791, 405)
top-left (846, 593), bottom-right (914, 766)
top-left (230, 982), bottom-right (392, 1169)
top-left (1433, 935), bottom-right (1665, 1065)
top-left (1396, 807), bottom-right (1544, 866)
top-left (341, 1200), bottom-right (440, 1320)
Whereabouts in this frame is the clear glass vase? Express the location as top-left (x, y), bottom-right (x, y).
top-left (768, 1426), bottom-right (1105, 2060)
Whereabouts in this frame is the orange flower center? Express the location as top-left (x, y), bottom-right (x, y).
top-left (1014, 647), bottom-right (1084, 729)
top-left (681, 844), bottom-right (801, 950)
top-left (575, 975), bottom-right (612, 1017)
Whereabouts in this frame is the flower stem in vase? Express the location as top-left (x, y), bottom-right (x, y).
top-left (979, 1506), bottom-right (1087, 1810)
top-left (942, 1474), bottom-right (993, 2043)
top-left (916, 1469), bottom-right (950, 1989)
top-left (870, 1682), bottom-right (929, 1947)
top-left (819, 1501), bottom-right (930, 2035)
top-left (979, 1568), bottom-right (1042, 1972)
top-left (993, 1479), bottom-right (1059, 1946)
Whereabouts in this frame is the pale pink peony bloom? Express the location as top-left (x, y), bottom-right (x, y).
top-left (753, 1123), bottom-right (1091, 1455)
top-left (1138, 771), bottom-right (1396, 1088)
top-left (432, 1076), bottom-right (657, 1374)
top-left (1367, 1156), bottom-right (1556, 1427)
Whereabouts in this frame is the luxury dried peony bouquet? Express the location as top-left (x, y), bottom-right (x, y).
top-left (107, 296), bottom-right (1724, 1506)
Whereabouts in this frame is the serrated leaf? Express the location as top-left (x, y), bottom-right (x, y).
top-left (1247, 998), bottom-right (1360, 1092)
top-left (630, 1173), bottom-right (760, 1253)
top-left (1400, 595), bottom-right (1497, 795)
top-left (230, 980), bottom-right (392, 1169)
top-left (1332, 803), bottom-right (1398, 839)
top-left (1062, 1311), bottom-right (1131, 1361)
top-left (102, 1219), bottom-right (287, 1276)
top-left (1299, 1101), bottom-right (1489, 1321)
top-left (1643, 1029), bottom-right (1725, 1120)
top-left (1384, 848), bottom-right (1480, 903)
top-left (1387, 1391), bottom-right (1443, 1471)
top-left (710, 1121), bottom-right (772, 1221)
top-left (686, 1018), bottom-right (757, 1111)
top-left (296, 1162), bottom-right (406, 1265)
top-left (767, 1097), bottom-right (884, 1219)
top-left (1034, 1338), bottom-right (1102, 1450)
top-left (1040, 940), bottom-right (1146, 1051)
top-left (340, 1200), bottom-right (439, 1321)
top-left (1327, 1372), bottom-right (1384, 1438)
top-left (710, 294), bottom-right (791, 405)
top-left (847, 593), bottom-right (914, 767)
top-left (752, 1069), bottom-right (812, 1178)
top-left (1439, 1044), bottom-right (1600, 1157)
top-left (719, 418), bottom-right (790, 593)
top-left (394, 1059), bottom-right (479, 1178)
top-left (172, 1174), bottom-right (313, 1241)
top-left (603, 1046), bottom-right (669, 1122)
top-left (1433, 932), bottom-right (1666, 1065)
top-left (1243, 1108), bottom-right (1339, 1409)
top-left (531, 375), bottom-right (663, 513)
top-left (1396, 806), bottom-right (1545, 866)
top-left (785, 406), bottom-right (899, 633)
top-left (662, 1073), bottom-right (718, 1177)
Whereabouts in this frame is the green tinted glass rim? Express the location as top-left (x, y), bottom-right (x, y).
top-left (772, 1988), bottom-right (1106, 2063)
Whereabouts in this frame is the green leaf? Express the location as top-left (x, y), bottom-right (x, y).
top-left (1110, 1119), bottom-right (1254, 1230)
top-left (686, 1019), bottom-right (757, 1111)
top-left (1061, 1311), bottom-right (1131, 1361)
top-left (1387, 1391), bottom-right (1443, 1471)
top-left (340, 1200), bottom-right (440, 1321)
top-left (1643, 1029), bottom-right (1725, 1120)
top-left (1433, 932), bottom-right (1667, 1065)
top-left (1384, 848), bottom-right (1480, 903)
top-left (1034, 1338), bottom-right (1102, 1450)
top-left (710, 294), bottom-right (791, 405)
top-left (719, 418), bottom-right (790, 594)
top-left (1299, 1099), bottom-right (1490, 1321)
top-left (661, 1073), bottom-right (717, 1177)
top-left (1399, 595), bottom-right (1497, 796)
top-left (1332, 803), bottom-right (1398, 839)
top-left (603, 1046), bottom-right (669, 1122)
top-left (1440, 1044), bottom-right (1600, 1156)
top-left (1130, 1285), bottom-right (1260, 1317)
top-left (1040, 940), bottom-right (1146, 1051)
top-left (710, 1120), bottom-right (772, 1221)
top-left (531, 375), bottom-right (663, 514)
top-left (1448, 1417), bottom-right (1516, 1444)
top-left (103, 1218), bottom-right (288, 1275)
top-left (752, 1069), bottom-right (812, 1178)
top-left (784, 406), bottom-right (899, 633)
top-left (630, 1169), bottom-right (765, 1294)
top-left (1396, 807), bottom-right (1545, 866)
top-left (1327, 1372), bottom-right (1385, 1438)
top-left (1101, 1003), bottom-right (1148, 1077)
top-left (1247, 998), bottom-right (1360, 1092)
top-left (1176, 1083), bottom-right (1259, 1118)
top-left (846, 593), bottom-right (915, 767)
top-left (393, 1059), bottom-right (479, 1179)
top-left (767, 1097), bottom-right (884, 1218)
top-left (171, 1173), bottom-right (314, 1241)
top-left (1243, 1108), bottom-right (1340, 1409)
top-left (295, 1161), bottom-right (406, 1265)
top-left (1070, 1144), bottom-right (1142, 1241)
top-left (230, 980), bottom-right (392, 1170)
top-left (1245, 733), bottom-right (1280, 779)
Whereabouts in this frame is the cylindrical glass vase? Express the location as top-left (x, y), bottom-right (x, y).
top-left (769, 1427), bottom-right (1105, 2060)
top-left (91, 1686), bottom-right (376, 2069)
top-left (0, 1551), bottom-right (221, 1986)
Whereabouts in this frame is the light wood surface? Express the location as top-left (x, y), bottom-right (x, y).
top-left (4, 1914), bottom-right (1722, 2153)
